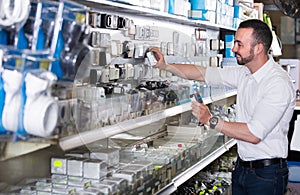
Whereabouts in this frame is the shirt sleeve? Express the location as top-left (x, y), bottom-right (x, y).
top-left (205, 66), bottom-right (244, 88)
top-left (247, 77), bottom-right (295, 140)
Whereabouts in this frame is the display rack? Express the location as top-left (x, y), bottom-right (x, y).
top-left (59, 90), bottom-right (237, 150)
top-left (0, 1), bottom-right (241, 193)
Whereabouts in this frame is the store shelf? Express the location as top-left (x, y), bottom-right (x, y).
top-left (59, 90), bottom-right (237, 151)
top-left (59, 0), bottom-right (238, 151)
top-left (157, 138), bottom-right (237, 195)
top-left (0, 142), bottom-right (52, 161)
top-left (73, 0), bottom-right (236, 31)
top-left (0, 135), bottom-right (58, 161)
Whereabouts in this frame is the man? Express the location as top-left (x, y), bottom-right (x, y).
top-left (150, 19), bottom-right (295, 195)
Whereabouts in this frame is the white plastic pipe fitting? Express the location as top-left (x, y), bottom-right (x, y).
top-left (23, 73), bottom-right (58, 138)
top-left (2, 69), bottom-right (23, 132)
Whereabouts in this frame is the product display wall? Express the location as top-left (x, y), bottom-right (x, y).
top-left (0, 0), bottom-right (251, 194)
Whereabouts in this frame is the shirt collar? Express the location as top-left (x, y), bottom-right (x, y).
top-left (251, 55), bottom-right (274, 83)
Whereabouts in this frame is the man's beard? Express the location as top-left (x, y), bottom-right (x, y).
top-left (235, 48), bottom-right (255, 65)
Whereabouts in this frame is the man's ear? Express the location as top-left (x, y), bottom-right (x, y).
top-left (254, 43), bottom-right (264, 55)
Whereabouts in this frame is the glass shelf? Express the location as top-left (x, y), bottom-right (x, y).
top-left (59, 90), bottom-right (237, 151)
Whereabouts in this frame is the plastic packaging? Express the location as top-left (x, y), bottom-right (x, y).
top-left (23, 72), bottom-right (58, 137)
top-left (1, 69), bottom-right (23, 132)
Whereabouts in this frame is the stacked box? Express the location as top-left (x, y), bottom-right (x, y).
top-left (188, 9), bottom-right (216, 23)
top-left (233, 5), bottom-right (243, 28)
top-left (189, 0), bottom-right (217, 22)
top-left (216, 0), bottom-right (235, 28)
top-left (83, 159), bottom-right (107, 179)
top-left (225, 34), bottom-right (235, 58)
top-left (51, 158), bottom-right (68, 175)
top-left (168, 0), bottom-right (175, 14)
top-left (89, 148), bottom-right (120, 167)
top-left (173, 0), bottom-right (191, 17)
top-left (67, 158), bottom-right (86, 177)
top-left (190, 0), bottom-right (217, 10)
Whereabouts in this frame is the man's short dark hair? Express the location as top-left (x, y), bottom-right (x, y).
top-left (238, 19), bottom-right (273, 54)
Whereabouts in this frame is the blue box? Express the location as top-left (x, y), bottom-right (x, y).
top-left (234, 5), bottom-right (242, 18)
top-left (168, 0), bottom-right (175, 14)
top-left (188, 10), bottom-right (216, 23)
top-left (225, 34), bottom-right (235, 58)
top-left (288, 161), bottom-right (300, 183)
top-left (190, 0), bottom-right (216, 11)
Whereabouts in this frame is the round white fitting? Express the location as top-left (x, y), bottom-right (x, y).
top-left (24, 95), bottom-right (58, 137)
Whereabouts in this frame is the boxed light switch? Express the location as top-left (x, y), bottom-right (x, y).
top-left (89, 148), bottom-right (119, 166)
top-left (83, 159), bottom-right (108, 179)
top-left (102, 177), bottom-right (128, 193)
top-left (51, 174), bottom-right (68, 184)
top-left (51, 157), bottom-right (67, 175)
top-left (67, 158), bottom-right (86, 177)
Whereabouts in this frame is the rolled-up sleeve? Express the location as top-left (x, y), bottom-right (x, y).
top-left (247, 78), bottom-right (294, 139)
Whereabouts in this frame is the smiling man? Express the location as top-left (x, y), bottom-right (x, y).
top-left (150, 19), bottom-right (296, 195)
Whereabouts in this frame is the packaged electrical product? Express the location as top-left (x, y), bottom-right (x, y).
top-left (34, 1), bottom-right (63, 78)
top-left (0, 65), bottom-right (59, 140)
top-left (1, 68), bottom-right (23, 134)
top-left (83, 159), bottom-right (107, 179)
top-left (225, 34), bottom-right (235, 58)
top-left (59, 0), bottom-right (89, 81)
top-left (0, 50), bottom-right (21, 136)
top-left (22, 71), bottom-right (59, 138)
top-left (102, 177), bottom-right (128, 193)
top-left (0, 0), bottom-right (30, 48)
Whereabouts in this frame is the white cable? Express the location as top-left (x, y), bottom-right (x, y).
top-left (0, 0), bottom-right (30, 27)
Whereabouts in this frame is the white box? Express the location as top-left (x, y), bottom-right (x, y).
top-left (190, 0), bottom-right (217, 11)
top-left (89, 148), bottom-right (120, 166)
top-left (279, 59), bottom-right (300, 91)
top-left (83, 159), bottom-right (107, 179)
top-left (188, 10), bottom-right (216, 24)
top-left (51, 158), bottom-right (67, 175)
top-left (67, 158), bottom-right (86, 177)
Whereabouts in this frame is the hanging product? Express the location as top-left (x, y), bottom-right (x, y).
top-left (23, 72), bottom-right (59, 138)
top-left (58, 1), bottom-right (90, 81)
top-left (0, 0), bottom-right (30, 27)
top-left (0, 0), bottom-right (31, 48)
top-left (1, 69), bottom-right (23, 133)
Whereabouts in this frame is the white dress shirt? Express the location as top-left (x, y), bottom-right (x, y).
top-left (205, 57), bottom-right (296, 161)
